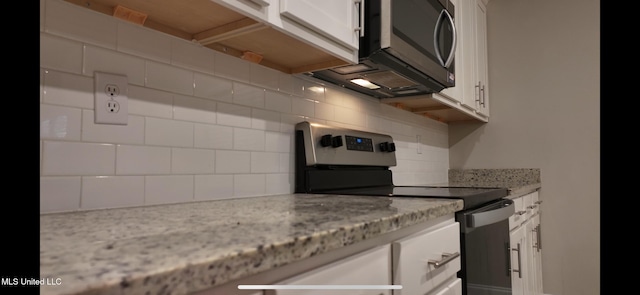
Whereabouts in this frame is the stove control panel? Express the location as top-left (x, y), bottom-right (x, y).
top-left (296, 121), bottom-right (397, 167)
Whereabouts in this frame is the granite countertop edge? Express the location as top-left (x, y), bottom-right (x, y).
top-left (39, 195), bottom-right (463, 295)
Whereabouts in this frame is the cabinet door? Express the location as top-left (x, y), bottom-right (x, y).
top-left (212, 0), bottom-right (270, 21)
top-left (432, 278), bottom-right (463, 295)
top-left (473, 0), bottom-right (489, 116)
top-left (279, 0), bottom-right (360, 50)
top-left (392, 222), bottom-right (461, 295)
top-left (272, 244), bottom-right (391, 295)
top-left (531, 214), bottom-right (544, 295)
top-left (510, 225), bottom-right (528, 295)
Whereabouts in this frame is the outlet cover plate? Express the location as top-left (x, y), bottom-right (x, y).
top-left (95, 72), bottom-right (128, 125)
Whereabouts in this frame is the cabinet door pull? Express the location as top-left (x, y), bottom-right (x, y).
top-left (248, 0), bottom-right (270, 7)
top-left (355, 0), bottom-right (364, 37)
top-left (537, 224), bottom-right (542, 251)
top-left (515, 210), bottom-right (526, 216)
top-left (510, 243), bottom-right (522, 278)
top-left (535, 200), bottom-right (543, 205)
top-left (480, 85), bottom-right (486, 106)
top-left (427, 252), bottom-right (460, 268)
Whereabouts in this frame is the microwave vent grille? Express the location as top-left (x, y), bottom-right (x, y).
top-left (363, 71), bottom-right (419, 89)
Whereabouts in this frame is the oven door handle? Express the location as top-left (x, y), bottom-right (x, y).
top-left (465, 199), bottom-right (515, 228)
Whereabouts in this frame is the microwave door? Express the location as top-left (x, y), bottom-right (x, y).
top-left (434, 9), bottom-right (457, 68)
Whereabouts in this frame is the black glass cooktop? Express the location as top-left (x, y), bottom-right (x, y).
top-left (318, 186), bottom-right (509, 210)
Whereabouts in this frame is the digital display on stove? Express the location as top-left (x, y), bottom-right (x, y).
top-left (345, 135), bottom-right (373, 152)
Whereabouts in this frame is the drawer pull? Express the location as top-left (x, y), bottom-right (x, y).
top-left (515, 210), bottom-right (526, 216)
top-left (427, 252), bottom-right (460, 268)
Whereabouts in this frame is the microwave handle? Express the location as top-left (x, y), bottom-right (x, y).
top-left (434, 9), bottom-right (457, 68)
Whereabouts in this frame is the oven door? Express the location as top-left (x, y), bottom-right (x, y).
top-left (380, 0), bottom-right (456, 84)
top-left (456, 198), bottom-right (515, 295)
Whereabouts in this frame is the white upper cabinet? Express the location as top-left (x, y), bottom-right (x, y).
top-left (473, 0), bottom-right (490, 117)
top-left (213, 0), bottom-right (271, 21)
top-left (279, 0), bottom-right (361, 50)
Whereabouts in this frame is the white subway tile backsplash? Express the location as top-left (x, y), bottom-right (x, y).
top-left (43, 70), bottom-right (94, 109)
top-left (173, 95), bottom-right (217, 124)
top-left (42, 141), bottom-right (115, 176)
top-left (40, 176), bottom-right (81, 213)
top-left (117, 22), bottom-right (171, 63)
top-left (41, 69), bottom-right (45, 102)
top-left (194, 124), bottom-right (233, 150)
top-left (266, 173), bottom-right (292, 195)
top-left (315, 101), bottom-right (335, 121)
top-left (145, 175), bottom-right (194, 205)
top-left (116, 145), bottom-right (171, 175)
top-left (334, 105), bottom-right (366, 127)
top-left (265, 91), bottom-right (292, 113)
top-left (40, 0), bottom-right (45, 31)
top-left (81, 176), bottom-right (145, 209)
top-left (194, 73), bottom-right (233, 103)
top-left (233, 83), bottom-right (265, 108)
top-left (83, 46), bottom-right (146, 86)
top-left (299, 79), bottom-right (326, 102)
top-left (40, 104), bottom-right (82, 141)
top-left (234, 174), bottom-right (266, 197)
top-left (128, 86), bottom-right (174, 118)
top-left (251, 109), bottom-right (281, 131)
top-left (39, 0), bottom-right (450, 213)
top-left (250, 63), bottom-right (280, 90)
top-left (251, 152), bottom-right (280, 173)
top-left (146, 61), bottom-right (194, 96)
top-left (216, 102), bottom-right (252, 128)
top-left (171, 39), bottom-right (216, 74)
top-left (277, 73), bottom-right (295, 95)
top-left (40, 33), bottom-right (83, 74)
top-left (171, 148), bottom-right (215, 174)
top-left (291, 97), bottom-right (316, 118)
top-left (194, 175), bottom-right (234, 200)
top-left (280, 154), bottom-right (293, 173)
top-left (233, 128), bottom-right (265, 151)
top-left (216, 151), bottom-right (250, 174)
top-left (265, 132), bottom-right (292, 153)
top-left (145, 117), bottom-right (194, 147)
top-left (44, 0), bottom-right (117, 49)
top-left (215, 51), bottom-right (251, 83)
top-left (81, 110), bottom-right (145, 145)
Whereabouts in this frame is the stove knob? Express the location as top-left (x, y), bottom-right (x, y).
top-left (332, 135), bottom-right (343, 148)
top-left (320, 134), bottom-right (333, 147)
top-left (379, 142), bottom-right (396, 152)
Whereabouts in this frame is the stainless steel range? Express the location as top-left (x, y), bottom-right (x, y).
top-left (294, 121), bottom-right (515, 295)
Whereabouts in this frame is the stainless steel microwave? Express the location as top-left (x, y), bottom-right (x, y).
top-left (309, 0), bottom-right (457, 98)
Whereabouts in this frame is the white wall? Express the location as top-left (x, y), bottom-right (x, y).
top-left (39, 0), bottom-right (449, 213)
top-left (449, 0), bottom-right (600, 294)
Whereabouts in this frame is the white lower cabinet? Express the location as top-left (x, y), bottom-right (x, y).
top-left (270, 244), bottom-right (392, 295)
top-left (509, 191), bottom-right (543, 295)
top-left (391, 221), bottom-right (461, 295)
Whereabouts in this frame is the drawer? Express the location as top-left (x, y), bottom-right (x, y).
top-left (272, 244), bottom-right (391, 295)
top-left (432, 278), bottom-right (462, 295)
top-left (528, 191), bottom-right (541, 216)
top-left (391, 222), bottom-right (460, 295)
top-left (509, 196), bottom-right (525, 230)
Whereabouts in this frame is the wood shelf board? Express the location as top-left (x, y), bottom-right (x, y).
top-left (64, 0), bottom-right (345, 73)
top-left (383, 96), bottom-right (482, 123)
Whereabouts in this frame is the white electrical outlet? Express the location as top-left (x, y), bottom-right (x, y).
top-left (95, 72), bottom-right (128, 125)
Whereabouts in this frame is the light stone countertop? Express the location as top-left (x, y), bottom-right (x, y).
top-left (40, 193), bottom-right (463, 295)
